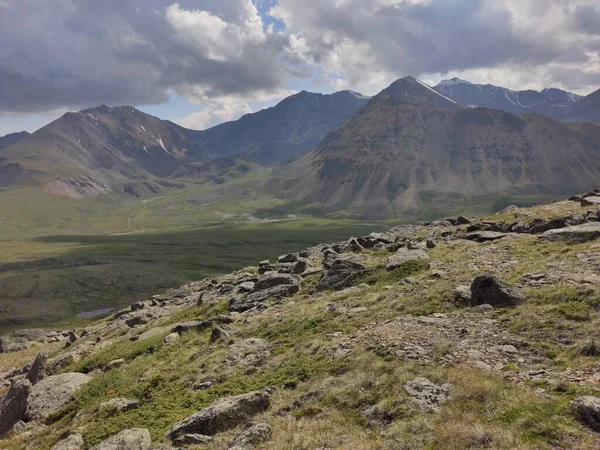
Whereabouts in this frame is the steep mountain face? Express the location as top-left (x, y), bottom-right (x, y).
top-left (0, 131), bottom-right (29, 151)
top-left (0, 106), bottom-right (208, 197)
top-left (272, 78), bottom-right (600, 218)
top-left (435, 78), bottom-right (581, 120)
top-left (199, 90), bottom-right (370, 165)
top-left (564, 88), bottom-right (600, 124)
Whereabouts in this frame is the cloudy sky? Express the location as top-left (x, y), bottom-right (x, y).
top-left (1, 0), bottom-right (600, 135)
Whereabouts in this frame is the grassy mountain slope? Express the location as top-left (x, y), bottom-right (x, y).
top-left (3, 195), bottom-right (600, 449)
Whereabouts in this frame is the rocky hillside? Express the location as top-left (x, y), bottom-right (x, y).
top-left (0, 106), bottom-right (208, 198)
top-left (4, 192), bottom-right (600, 448)
top-left (272, 78), bottom-right (600, 218)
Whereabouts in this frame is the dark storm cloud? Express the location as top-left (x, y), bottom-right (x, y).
top-left (574, 5), bottom-right (600, 35)
top-left (0, 0), bottom-right (291, 113)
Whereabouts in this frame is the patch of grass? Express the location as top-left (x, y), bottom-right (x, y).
top-left (68, 332), bottom-right (168, 374)
top-left (358, 259), bottom-right (429, 286)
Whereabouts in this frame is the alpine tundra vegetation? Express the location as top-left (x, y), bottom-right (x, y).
top-left (3, 192), bottom-right (600, 449)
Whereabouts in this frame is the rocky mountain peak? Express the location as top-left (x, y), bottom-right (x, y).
top-left (380, 76), bottom-right (464, 110)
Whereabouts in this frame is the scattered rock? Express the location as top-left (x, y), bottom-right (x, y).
top-left (26, 350), bottom-right (48, 385)
top-left (210, 326), bottom-right (230, 343)
top-left (51, 433), bottom-right (85, 450)
top-left (465, 231), bottom-right (508, 243)
top-left (572, 396), bottom-right (600, 431)
top-left (167, 391), bottom-right (270, 440)
top-left (164, 333), bottom-right (180, 345)
top-left (230, 422), bottom-right (272, 449)
top-left (453, 285), bottom-right (472, 304)
top-left (277, 254), bottom-right (298, 264)
top-left (470, 275), bottom-right (524, 307)
top-left (252, 273), bottom-right (300, 291)
top-left (51, 354), bottom-right (76, 373)
top-left (90, 428), bottom-right (152, 450)
top-left (25, 373), bottom-right (91, 421)
top-left (403, 377), bottom-right (452, 411)
top-left (173, 434), bottom-right (213, 445)
top-left (0, 379), bottom-right (31, 438)
top-left (386, 248), bottom-right (429, 271)
top-left (126, 315), bottom-right (149, 328)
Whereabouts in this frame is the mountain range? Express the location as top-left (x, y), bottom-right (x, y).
top-left (2, 76), bottom-right (600, 217)
top-left (272, 77), bottom-right (600, 217)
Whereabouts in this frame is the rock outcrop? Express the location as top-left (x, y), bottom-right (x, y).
top-left (25, 350), bottom-right (48, 385)
top-left (572, 396), bottom-right (600, 431)
top-left (25, 373), bottom-right (91, 421)
top-left (470, 275), bottom-right (524, 307)
top-left (167, 391), bottom-right (270, 440)
top-left (51, 433), bottom-right (85, 450)
top-left (90, 428), bottom-right (152, 450)
top-left (0, 379), bottom-right (31, 437)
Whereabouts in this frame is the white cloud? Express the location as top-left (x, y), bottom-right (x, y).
top-left (177, 100), bottom-right (253, 130)
top-left (270, 0), bottom-right (600, 95)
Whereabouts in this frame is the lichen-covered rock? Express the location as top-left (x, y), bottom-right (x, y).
top-left (230, 422), bottom-right (272, 449)
top-left (316, 258), bottom-right (370, 291)
top-left (470, 275), bottom-right (524, 307)
top-left (25, 373), bottom-right (91, 421)
top-left (167, 391), bottom-right (270, 440)
top-left (26, 350), bottom-right (48, 385)
top-left (572, 396), bottom-right (600, 431)
top-left (0, 379), bottom-right (31, 438)
top-left (386, 248), bottom-right (429, 272)
top-left (403, 377), bottom-right (452, 411)
top-left (51, 433), bottom-right (85, 450)
top-left (90, 428), bottom-right (152, 450)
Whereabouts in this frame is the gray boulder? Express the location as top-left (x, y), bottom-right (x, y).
top-left (470, 275), bottom-right (524, 307)
top-left (541, 222), bottom-right (600, 243)
top-left (453, 285), bottom-right (472, 304)
top-left (386, 248), bottom-right (429, 272)
top-left (167, 391), bottom-right (270, 440)
top-left (173, 434), bottom-right (213, 445)
top-left (251, 273), bottom-right (300, 292)
top-left (403, 377), bottom-right (452, 411)
top-left (277, 253), bottom-right (298, 264)
top-left (0, 379), bottom-right (31, 437)
top-left (572, 396), bottom-right (600, 431)
top-left (230, 422), bottom-right (272, 449)
top-left (26, 350), bottom-right (48, 385)
top-left (90, 428), bottom-right (152, 450)
top-left (25, 373), bottom-right (91, 421)
top-left (316, 258), bottom-right (370, 291)
top-left (51, 433), bottom-right (85, 450)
